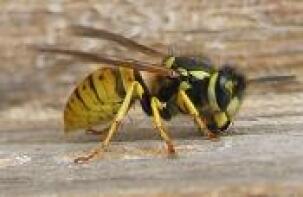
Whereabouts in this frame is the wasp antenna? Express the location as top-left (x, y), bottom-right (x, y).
top-left (248, 75), bottom-right (297, 84)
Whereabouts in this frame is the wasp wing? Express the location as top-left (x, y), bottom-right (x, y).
top-left (33, 46), bottom-right (175, 132)
top-left (34, 46), bottom-right (179, 78)
top-left (69, 25), bottom-right (165, 57)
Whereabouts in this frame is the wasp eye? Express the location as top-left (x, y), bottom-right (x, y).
top-left (216, 75), bottom-right (232, 111)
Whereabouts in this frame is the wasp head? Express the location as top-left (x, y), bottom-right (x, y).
top-left (216, 65), bottom-right (246, 112)
top-left (205, 64), bottom-right (246, 133)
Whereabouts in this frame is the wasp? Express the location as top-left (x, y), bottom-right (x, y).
top-left (36, 26), bottom-right (295, 163)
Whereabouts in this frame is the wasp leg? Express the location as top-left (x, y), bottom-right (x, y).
top-left (74, 81), bottom-right (144, 163)
top-left (150, 97), bottom-right (176, 155)
top-left (178, 90), bottom-right (218, 140)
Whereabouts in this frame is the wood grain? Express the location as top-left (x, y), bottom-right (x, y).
top-left (0, 0), bottom-right (302, 107)
top-left (0, 1), bottom-right (303, 196)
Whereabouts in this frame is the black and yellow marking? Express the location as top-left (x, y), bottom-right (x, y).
top-left (75, 88), bottom-right (90, 110)
top-left (64, 68), bottom-right (129, 132)
top-left (88, 74), bottom-right (104, 104)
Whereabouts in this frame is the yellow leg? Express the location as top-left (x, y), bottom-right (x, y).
top-left (150, 97), bottom-right (176, 155)
top-left (178, 90), bottom-right (218, 139)
top-left (74, 81), bottom-right (144, 163)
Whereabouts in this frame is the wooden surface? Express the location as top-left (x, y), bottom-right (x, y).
top-left (0, 0), bottom-right (303, 196)
top-left (1, 93), bottom-right (303, 197)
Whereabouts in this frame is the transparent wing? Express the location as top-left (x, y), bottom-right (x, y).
top-left (34, 45), bottom-right (179, 78)
top-left (69, 25), bottom-right (166, 57)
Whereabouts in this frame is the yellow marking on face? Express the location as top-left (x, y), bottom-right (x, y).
top-left (214, 112), bottom-right (228, 128)
top-left (208, 72), bottom-right (220, 112)
top-left (226, 97), bottom-right (240, 117)
top-left (224, 80), bottom-right (233, 94)
top-left (189, 71), bottom-right (210, 80)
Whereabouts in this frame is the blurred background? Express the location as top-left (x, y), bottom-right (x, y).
top-left (1, 0), bottom-right (302, 131)
top-left (1, 1), bottom-right (303, 196)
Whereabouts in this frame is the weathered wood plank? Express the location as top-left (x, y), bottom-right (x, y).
top-left (0, 0), bottom-right (303, 196)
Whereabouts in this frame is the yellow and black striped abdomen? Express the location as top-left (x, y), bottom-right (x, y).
top-left (64, 67), bottom-right (127, 132)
